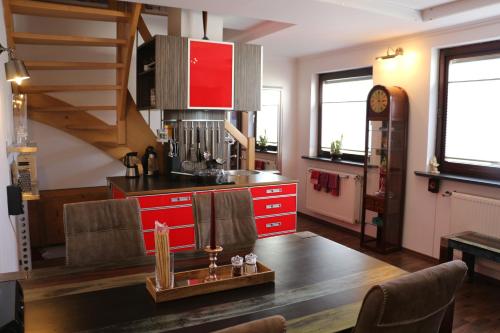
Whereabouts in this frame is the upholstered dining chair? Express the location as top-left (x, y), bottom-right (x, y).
top-left (351, 260), bottom-right (467, 333)
top-left (63, 198), bottom-right (146, 266)
top-left (212, 315), bottom-right (287, 333)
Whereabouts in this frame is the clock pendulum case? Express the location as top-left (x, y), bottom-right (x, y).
top-left (360, 85), bottom-right (409, 253)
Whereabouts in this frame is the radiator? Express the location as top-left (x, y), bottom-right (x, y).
top-left (305, 168), bottom-right (362, 224)
top-left (450, 192), bottom-right (500, 238)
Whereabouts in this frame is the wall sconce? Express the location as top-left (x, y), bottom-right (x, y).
top-left (0, 44), bottom-right (30, 84)
top-left (376, 47), bottom-right (404, 61)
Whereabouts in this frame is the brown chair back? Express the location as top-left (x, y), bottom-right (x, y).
top-left (212, 315), bottom-right (286, 333)
top-left (64, 198), bottom-right (145, 266)
top-left (352, 260), bottom-right (467, 333)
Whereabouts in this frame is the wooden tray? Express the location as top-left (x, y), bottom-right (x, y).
top-left (146, 261), bottom-right (275, 303)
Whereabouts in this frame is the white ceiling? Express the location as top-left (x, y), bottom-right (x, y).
top-left (377, 0), bottom-right (455, 10)
top-left (136, 0), bottom-right (500, 57)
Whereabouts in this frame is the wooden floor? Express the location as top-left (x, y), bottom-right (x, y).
top-left (297, 214), bottom-right (500, 333)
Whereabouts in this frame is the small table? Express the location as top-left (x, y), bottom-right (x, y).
top-left (13, 233), bottom-right (408, 333)
top-left (440, 231), bottom-right (500, 280)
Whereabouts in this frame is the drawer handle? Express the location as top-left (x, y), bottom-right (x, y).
top-left (266, 188), bottom-right (282, 194)
top-left (266, 222), bottom-right (282, 228)
top-left (266, 203), bottom-right (282, 209)
top-left (171, 196), bottom-right (190, 203)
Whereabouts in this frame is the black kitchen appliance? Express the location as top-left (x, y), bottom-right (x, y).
top-left (142, 146), bottom-right (159, 177)
top-left (123, 152), bottom-right (140, 178)
top-left (0, 281), bottom-right (24, 333)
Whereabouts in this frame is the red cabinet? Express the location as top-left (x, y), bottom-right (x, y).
top-left (253, 196), bottom-right (297, 217)
top-left (110, 182), bottom-right (297, 252)
top-left (111, 187), bottom-right (196, 255)
top-left (136, 192), bottom-right (192, 209)
top-left (188, 39), bottom-right (234, 110)
top-left (256, 214), bottom-right (297, 237)
top-left (250, 184), bottom-right (297, 198)
top-left (252, 183), bottom-right (297, 238)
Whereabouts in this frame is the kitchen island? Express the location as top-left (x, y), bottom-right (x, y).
top-left (108, 172), bottom-right (298, 254)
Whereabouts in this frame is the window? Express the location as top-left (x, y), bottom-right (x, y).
top-left (255, 87), bottom-right (282, 151)
top-left (318, 67), bottom-right (373, 161)
top-left (436, 40), bottom-right (500, 180)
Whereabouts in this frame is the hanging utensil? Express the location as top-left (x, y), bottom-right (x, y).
top-left (211, 121), bottom-right (217, 160)
top-left (184, 122), bottom-right (189, 161)
top-left (203, 122), bottom-right (211, 161)
top-left (197, 124), bottom-right (203, 162)
top-left (190, 122), bottom-right (197, 162)
top-left (215, 122), bottom-right (225, 165)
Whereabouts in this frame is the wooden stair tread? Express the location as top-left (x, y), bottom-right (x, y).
top-left (25, 61), bottom-right (124, 70)
top-left (12, 32), bottom-right (126, 46)
top-left (29, 105), bottom-right (116, 112)
top-left (9, 0), bottom-right (129, 22)
top-left (94, 141), bottom-right (127, 148)
top-left (19, 85), bottom-right (121, 93)
top-left (66, 125), bottom-right (116, 131)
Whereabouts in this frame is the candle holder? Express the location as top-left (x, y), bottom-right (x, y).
top-left (204, 245), bottom-right (223, 281)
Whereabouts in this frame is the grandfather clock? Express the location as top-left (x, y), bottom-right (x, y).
top-left (360, 85), bottom-right (409, 253)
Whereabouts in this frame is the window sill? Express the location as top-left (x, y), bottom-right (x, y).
top-left (414, 171), bottom-right (500, 189)
top-left (301, 155), bottom-right (364, 168)
top-left (256, 150), bottom-right (278, 155)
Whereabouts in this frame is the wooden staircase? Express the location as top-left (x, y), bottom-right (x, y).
top-left (2, 0), bottom-right (158, 160)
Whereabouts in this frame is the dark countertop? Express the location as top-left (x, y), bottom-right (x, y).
top-left (108, 172), bottom-right (297, 196)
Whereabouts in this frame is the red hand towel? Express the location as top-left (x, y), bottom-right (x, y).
top-left (328, 173), bottom-right (340, 196)
top-left (315, 172), bottom-right (329, 191)
top-left (310, 170), bottom-right (320, 185)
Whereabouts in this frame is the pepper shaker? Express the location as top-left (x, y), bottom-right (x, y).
top-left (231, 255), bottom-right (243, 277)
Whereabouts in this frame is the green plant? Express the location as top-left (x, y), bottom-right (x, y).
top-left (258, 131), bottom-right (268, 148)
top-left (330, 134), bottom-right (343, 155)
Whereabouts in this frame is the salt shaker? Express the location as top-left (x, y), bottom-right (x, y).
top-left (231, 255), bottom-right (243, 277)
top-left (244, 253), bottom-right (258, 275)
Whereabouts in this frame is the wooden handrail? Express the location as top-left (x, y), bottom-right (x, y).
top-left (224, 120), bottom-right (248, 148)
top-left (224, 120), bottom-right (255, 170)
top-left (138, 15), bottom-right (153, 43)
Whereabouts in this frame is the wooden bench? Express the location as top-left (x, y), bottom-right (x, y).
top-left (440, 231), bottom-right (500, 280)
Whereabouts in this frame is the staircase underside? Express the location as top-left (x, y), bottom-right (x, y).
top-left (28, 93), bottom-right (158, 160)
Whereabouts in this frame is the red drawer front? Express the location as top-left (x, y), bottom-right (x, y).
top-left (253, 196), bottom-right (296, 217)
top-left (256, 214), bottom-right (296, 236)
top-left (135, 192), bottom-right (192, 209)
top-left (143, 227), bottom-right (195, 251)
top-left (111, 186), bottom-right (125, 199)
top-left (141, 206), bottom-right (194, 230)
top-left (250, 184), bottom-right (296, 198)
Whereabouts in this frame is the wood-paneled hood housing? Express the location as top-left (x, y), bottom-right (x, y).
top-left (137, 35), bottom-right (262, 111)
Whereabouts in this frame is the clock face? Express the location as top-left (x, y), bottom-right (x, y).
top-left (369, 88), bottom-right (389, 113)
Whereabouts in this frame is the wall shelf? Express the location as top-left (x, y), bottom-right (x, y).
top-left (414, 171), bottom-right (500, 189)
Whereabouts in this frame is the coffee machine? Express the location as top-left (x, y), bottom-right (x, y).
top-left (142, 146), bottom-right (159, 176)
top-left (123, 152), bottom-right (140, 178)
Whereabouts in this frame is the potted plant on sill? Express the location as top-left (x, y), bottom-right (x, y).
top-left (330, 134), bottom-right (343, 160)
top-left (258, 132), bottom-right (268, 152)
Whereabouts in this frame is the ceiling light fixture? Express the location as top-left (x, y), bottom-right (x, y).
top-left (0, 44), bottom-right (30, 85)
top-left (376, 47), bottom-right (404, 61)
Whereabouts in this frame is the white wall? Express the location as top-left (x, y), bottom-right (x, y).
top-left (295, 18), bottom-right (500, 276)
top-left (262, 53), bottom-right (297, 179)
top-left (0, 1), bottom-right (20, 273)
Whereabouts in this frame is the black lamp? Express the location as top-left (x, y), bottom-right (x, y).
top-left (0, 43), bottom-right (29, 84)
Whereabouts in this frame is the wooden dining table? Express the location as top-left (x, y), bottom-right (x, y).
top-left (18, 232), bottom-right (407, 332)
